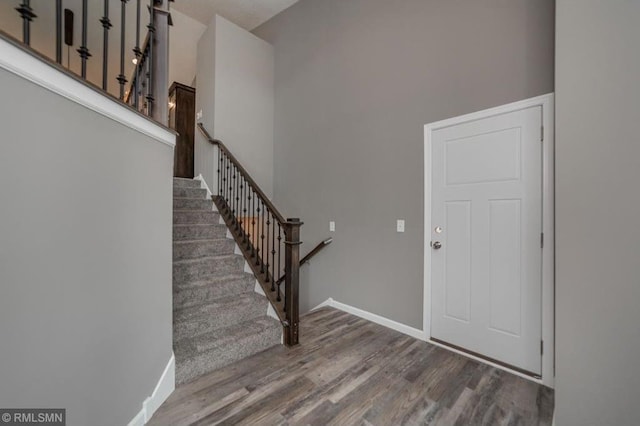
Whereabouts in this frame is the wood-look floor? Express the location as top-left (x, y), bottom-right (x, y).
top-left (149, 308), bottom-right (554, 426)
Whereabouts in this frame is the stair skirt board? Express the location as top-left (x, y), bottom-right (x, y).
top-left (173, 177), bottom-right (283, 385)
top-left (127, 354), bottom-right (175, 426)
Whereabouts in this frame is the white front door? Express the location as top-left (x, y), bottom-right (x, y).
top-left (430, 106), bottom-right (543, 375)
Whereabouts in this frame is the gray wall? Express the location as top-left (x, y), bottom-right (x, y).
top-left (0, 68), bottom-right (174, 425)
top-left (555, 1), bottom-right (640, 425)
top-left (254, 0), bottom-right (555, 328)
top-left (195, 16), bottom-right (217, 185)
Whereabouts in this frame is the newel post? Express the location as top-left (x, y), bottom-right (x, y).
top-left (284, 218), bottom-right (303, 346)
top-left (151, 0), bottom-right (169, 125)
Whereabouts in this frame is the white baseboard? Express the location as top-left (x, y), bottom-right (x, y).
top-left (312, 298), bottom-right (426, 341)
top-left (312, 298), bottom-right (545, 385)
top-left (128, 354), bottom-right (175, 426)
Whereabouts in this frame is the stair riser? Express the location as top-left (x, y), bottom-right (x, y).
top-left (174, 300), bottom-right (267, 341)
top-left (173, 279), bottom-right (255, 311)
top-left (173, 256), bottom-right (245, 284)
top-left (173, 179), bottom-right (201, 189)
top-left (175, 325), bottom-right (281, 385)
top-left (173, 225), bottom-right (227, 241)
top-left (173, 211), bottom-right (221, 225)
top-left (173, 239), bottom-right (235, 261)
top-left (173, 198), bottom-right (213, 211)
top-left (173, 187), bottom-right (208, 199)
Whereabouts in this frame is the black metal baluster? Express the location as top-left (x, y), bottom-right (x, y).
top-left (256, 199), bottom-right (261, 265)
top-left (100, 0), bottom-right (112, 90)
top-left (55, 0), bottom-right (62, 63)
top-left (224, 157), bottom-right (229, 208)
top-left (271, 215), bottom-right (276, 292)
top-left (146, 0), bottom-right (155, 114)
top-left (133, 0), bottom-right (141, 109)
top-left (117, 0), bottom-right (128, 99)
top-left (218, 149), bottom-right (223, 197)
top-left (251, 191), bottom-right (256, 255)
top-left (231, 166), bottom-right (237, 220)
top-left (243, 178), bottom-right (248, 237)
top-left (16, 1), bottom-right (36, 46)
top-left (245, 185), bottom-right (251, 247)
top-left (277, 225), bottom-right (282, 301)
top-left (236, 170), bottom-right (241, 228)
top-left (260, 201), bottom-right (265, 272)
top-left (266, 210), bottom-right (271, 285)
top-left (235, 168), bottom-right (240, 226)
top-left (239, 177), bottom-right (244, 233)
top-left (226, 157), bottom-right (233, 208)
top-left (77, 0), bottom-right (91, 79)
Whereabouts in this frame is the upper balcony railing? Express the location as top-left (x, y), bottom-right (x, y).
top-left (5, 0), bottom-right (170, 125)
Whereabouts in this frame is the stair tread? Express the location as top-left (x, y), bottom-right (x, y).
top-left (174, 209), bottom-right (218, 213)
top-left (173, 197), bottom-right (213, 203)
top-left (173, 238), bottom-right (232, 245)
top-left (173, 273), bottom-right (254, 289)
top-left (174, 292), bottom-right (267, 321)
top-left (173, 253), bottom-right (242, 265)
top-left (174, 315), bottom-right (280, 360)
top-left (173, 223), bottom-right (225, 228)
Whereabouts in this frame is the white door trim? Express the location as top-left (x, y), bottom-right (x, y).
top-left (424, 93), bottom-right (555, 387)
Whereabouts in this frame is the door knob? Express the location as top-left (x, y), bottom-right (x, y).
top-left (432, 241), bottom-right (442, 250)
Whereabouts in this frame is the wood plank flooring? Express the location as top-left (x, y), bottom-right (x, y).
top-left (149, 308), bottom-right (554, 426)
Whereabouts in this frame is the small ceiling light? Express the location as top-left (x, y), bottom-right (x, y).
top-left (168, 101), bottom-right (176, 109)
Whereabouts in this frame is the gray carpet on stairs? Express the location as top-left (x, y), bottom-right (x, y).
top-left (172, 177), bottom-right (282, 385)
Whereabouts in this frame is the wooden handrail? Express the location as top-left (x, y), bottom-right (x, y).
top-left (197, 123), bottom-right (286, 224)
top-left (276, 238), bottom-right (332, 286)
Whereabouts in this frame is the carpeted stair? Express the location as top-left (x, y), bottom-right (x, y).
top-left (173, 177), bottom-right (282, 385)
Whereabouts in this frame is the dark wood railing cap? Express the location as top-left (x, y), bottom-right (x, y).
top-left (197, 123), bottom-right (287, 225)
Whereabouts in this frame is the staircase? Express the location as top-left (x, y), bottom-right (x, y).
top-left (173, 177), bottom-right (282, 384)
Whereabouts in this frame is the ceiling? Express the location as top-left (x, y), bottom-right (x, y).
top-left (171, 0), bottom-right (299, 30)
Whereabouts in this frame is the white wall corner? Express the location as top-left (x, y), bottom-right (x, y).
top-left (127, 354), bottom-right (175, 426)
top-left (194, 174), bottom-right (218, 212)
top-left (312, 298), bottom-right (426, 341)
top-left (311, 298), bottom-right (335, 311)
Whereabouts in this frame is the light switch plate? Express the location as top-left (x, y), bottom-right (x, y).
top-left (397, 219), bottom-right (405, 233)
top-left (196, 110), bottom-right (203, 121)
top-left (329, 221), bottom-right (335, 232)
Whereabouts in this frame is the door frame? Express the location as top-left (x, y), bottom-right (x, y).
top-left (423, 93), bottom-right (555, 387)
